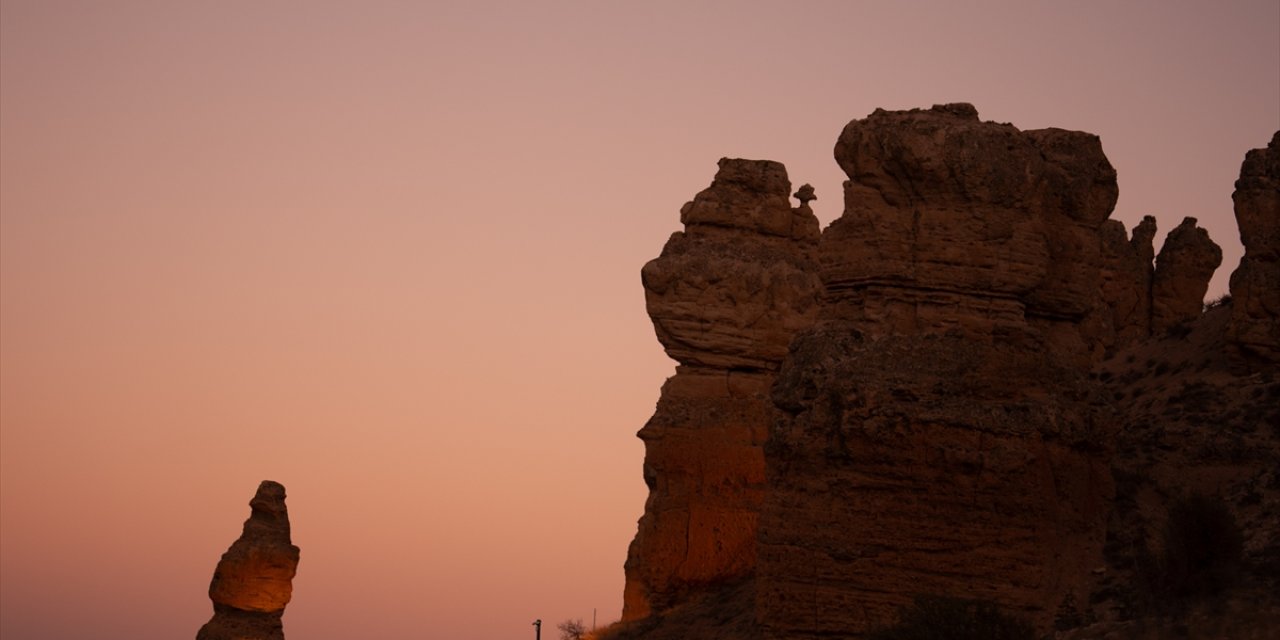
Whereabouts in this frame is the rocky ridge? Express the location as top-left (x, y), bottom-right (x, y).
top-left (197, 481), bottom-right (301, 640)
top-left (607, 106), bottom-right (1279, 639)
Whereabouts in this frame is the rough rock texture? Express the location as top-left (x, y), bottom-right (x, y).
top-left (1151, 217), bottom-right (1223, 334)
top-left (824, 104), bottom-right (1117, 366)
top-left (1228, 131), bottom-right (1280, 363)
top-left (197, 481), bottom-right (300, 640)
top-left (1098, 216), bottom-right (1156, 351)
top-left (755, 105), bottom-right (1116, 637)
top-left (622, 159), bottom-right (821, 620)
top-left (1082, 304), bottom-right (1280, 638)
top-left (611, 108), bottom-right (1275, 640)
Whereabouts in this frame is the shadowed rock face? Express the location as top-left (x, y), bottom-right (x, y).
top-left (824, 105), bottom-right (1118, 365)
top-left (1098, 215), bottom-right (1156, 350)
top-left (1228, 131), bottom-right (1280, 363)
top-left (755, 105), bottom-right (1116, 637)
top-left (197, 481), bottom-right (300, 640)
top-left (622, 158), bottom-right (821, 620)
top-left (1151, 217), bottom-right (1223, 334)
top-left (615, 107), bottom-right (1269, 640)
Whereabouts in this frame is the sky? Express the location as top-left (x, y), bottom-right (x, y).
top-left (1, 1), bottom-right (1276, 638)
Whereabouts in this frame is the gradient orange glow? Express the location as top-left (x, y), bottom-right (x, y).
top-left (2, 2), bottom-right (1277, 638)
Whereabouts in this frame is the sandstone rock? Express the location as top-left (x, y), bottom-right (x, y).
top-left (824, 104), bottom-right (1117, 365)
top-left (1151, 217), bottom-right (1222, 334)
top-left (197, 481), bottom-right (300, 640)
top-left (642, 158), bottom-right (821, 371)
top-left (1092, 304), bottom-right (1280, 635)
top-left (613, 107), bottom-right (1269, 640)
top-left (1228, 131), bottom-right (1280, 363)
top-left (755, 105), bottom-right (1116, 637)
top-left (623, 159), bottom-right (821, 620)
top-left (1098, 216), bottom-right (1156, 351)
top-left (793, 183), bottom-right (816, 206)
top-left (759, 329), bottom-right (1111, 638)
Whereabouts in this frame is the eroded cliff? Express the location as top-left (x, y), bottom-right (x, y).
top-left (1228, 131), bottom-right (1280, 364)
top-left (758, 105), bottom-right (1118, 636)
top-left (610, 106), bottom-right (1278, 640)
top-left (622, 159), bottom-right (821, 621)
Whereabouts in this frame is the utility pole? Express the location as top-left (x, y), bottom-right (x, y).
top-left (532, 619), bottom-right (541, 640)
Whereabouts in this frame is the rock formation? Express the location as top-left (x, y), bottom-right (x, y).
top-left (1228, 131), bottom-right (1280, 364)
top-left (1151, 217), bottom-right (1223, 334)
top-left (609, 108), bottom-right (1277, 640)
top-left (757, 105), bottom-right (1116, 637)
top-left (1098, 215), bottom-right (1156, 351)
top-left (197, 481), bottom-right (300, 640)
top-left (622, 158), bottom-right (821, 620)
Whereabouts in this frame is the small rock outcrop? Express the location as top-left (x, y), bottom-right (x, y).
top-left (1228, 131), bottom-right (1280, 363)
top-left (197, 481), bottom-right (300, 640)
top-left (622, 158), bottom-right (821, 620)
top-left (1151, 217), bottom-right (1223, 334)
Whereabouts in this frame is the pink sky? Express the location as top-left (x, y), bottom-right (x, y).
top-left (1, 2), bottom-right (1276, 638)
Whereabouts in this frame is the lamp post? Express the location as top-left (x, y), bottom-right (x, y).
top-left (532, 619), bottom-right (541, 640)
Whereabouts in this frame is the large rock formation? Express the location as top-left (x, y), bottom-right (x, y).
top-left (622, 159), bottom-right (821, 620)
top-left (610, 107), bottom-right (1275, 640)
top-left (756, 105), bottom-right (1116, 637)
top-left (1228, 131), bottom-right (1280, 363)
top-left (197, 481), bottom-right (301, 640)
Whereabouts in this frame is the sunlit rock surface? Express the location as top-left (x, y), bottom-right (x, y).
top-left (622, 159), bottom-right (821, 620)
top-left (197, 481), bottom-right (300, 640)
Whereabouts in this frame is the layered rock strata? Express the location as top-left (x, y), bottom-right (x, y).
top-left (622, 159), bottom-right (821, 620)
top-left (755, 105), bottom-right (1117, 637)
top-left (1228, 131), bottom-right (1280, 364)
top-left (615, 106), bottom-right (1260, 639)
top-left (197, 481), bottom-right (301, 640)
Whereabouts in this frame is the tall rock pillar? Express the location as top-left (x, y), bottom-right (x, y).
top-left (1227, 131), bottom-right (1280, 364)
top-left (197, 481), bottom-right (301, 640)
top-left (622, 159), bottom-right (821, 620)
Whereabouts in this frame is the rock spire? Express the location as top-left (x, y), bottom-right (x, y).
top-left (197, 481), bottom-right (301, 640)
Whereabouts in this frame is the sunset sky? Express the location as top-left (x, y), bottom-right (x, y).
top-left (1, 2), bottom-right (1277, 638)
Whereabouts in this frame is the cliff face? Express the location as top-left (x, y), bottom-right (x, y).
top-left (622, 159), bottom-right (821, 620)
top-left (612, 106), bottom-right (1279, 639)
top-left (197, 481), bottom-right (300, 640)
top-left (757, 105), bottom-right (1118, 636)
top-left (1228, 131), bottom-right (1280, 364)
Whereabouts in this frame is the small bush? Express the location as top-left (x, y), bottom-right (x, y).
top-left (1159, 493), bottom-right (1243, 597)
top-left (867, 595), bottom-right (1035, 640)
top-left (558, 619), bottom-right (587, 640)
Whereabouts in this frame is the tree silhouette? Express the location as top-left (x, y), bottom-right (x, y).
top-left (557, 618), bottom-right (587, 640)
